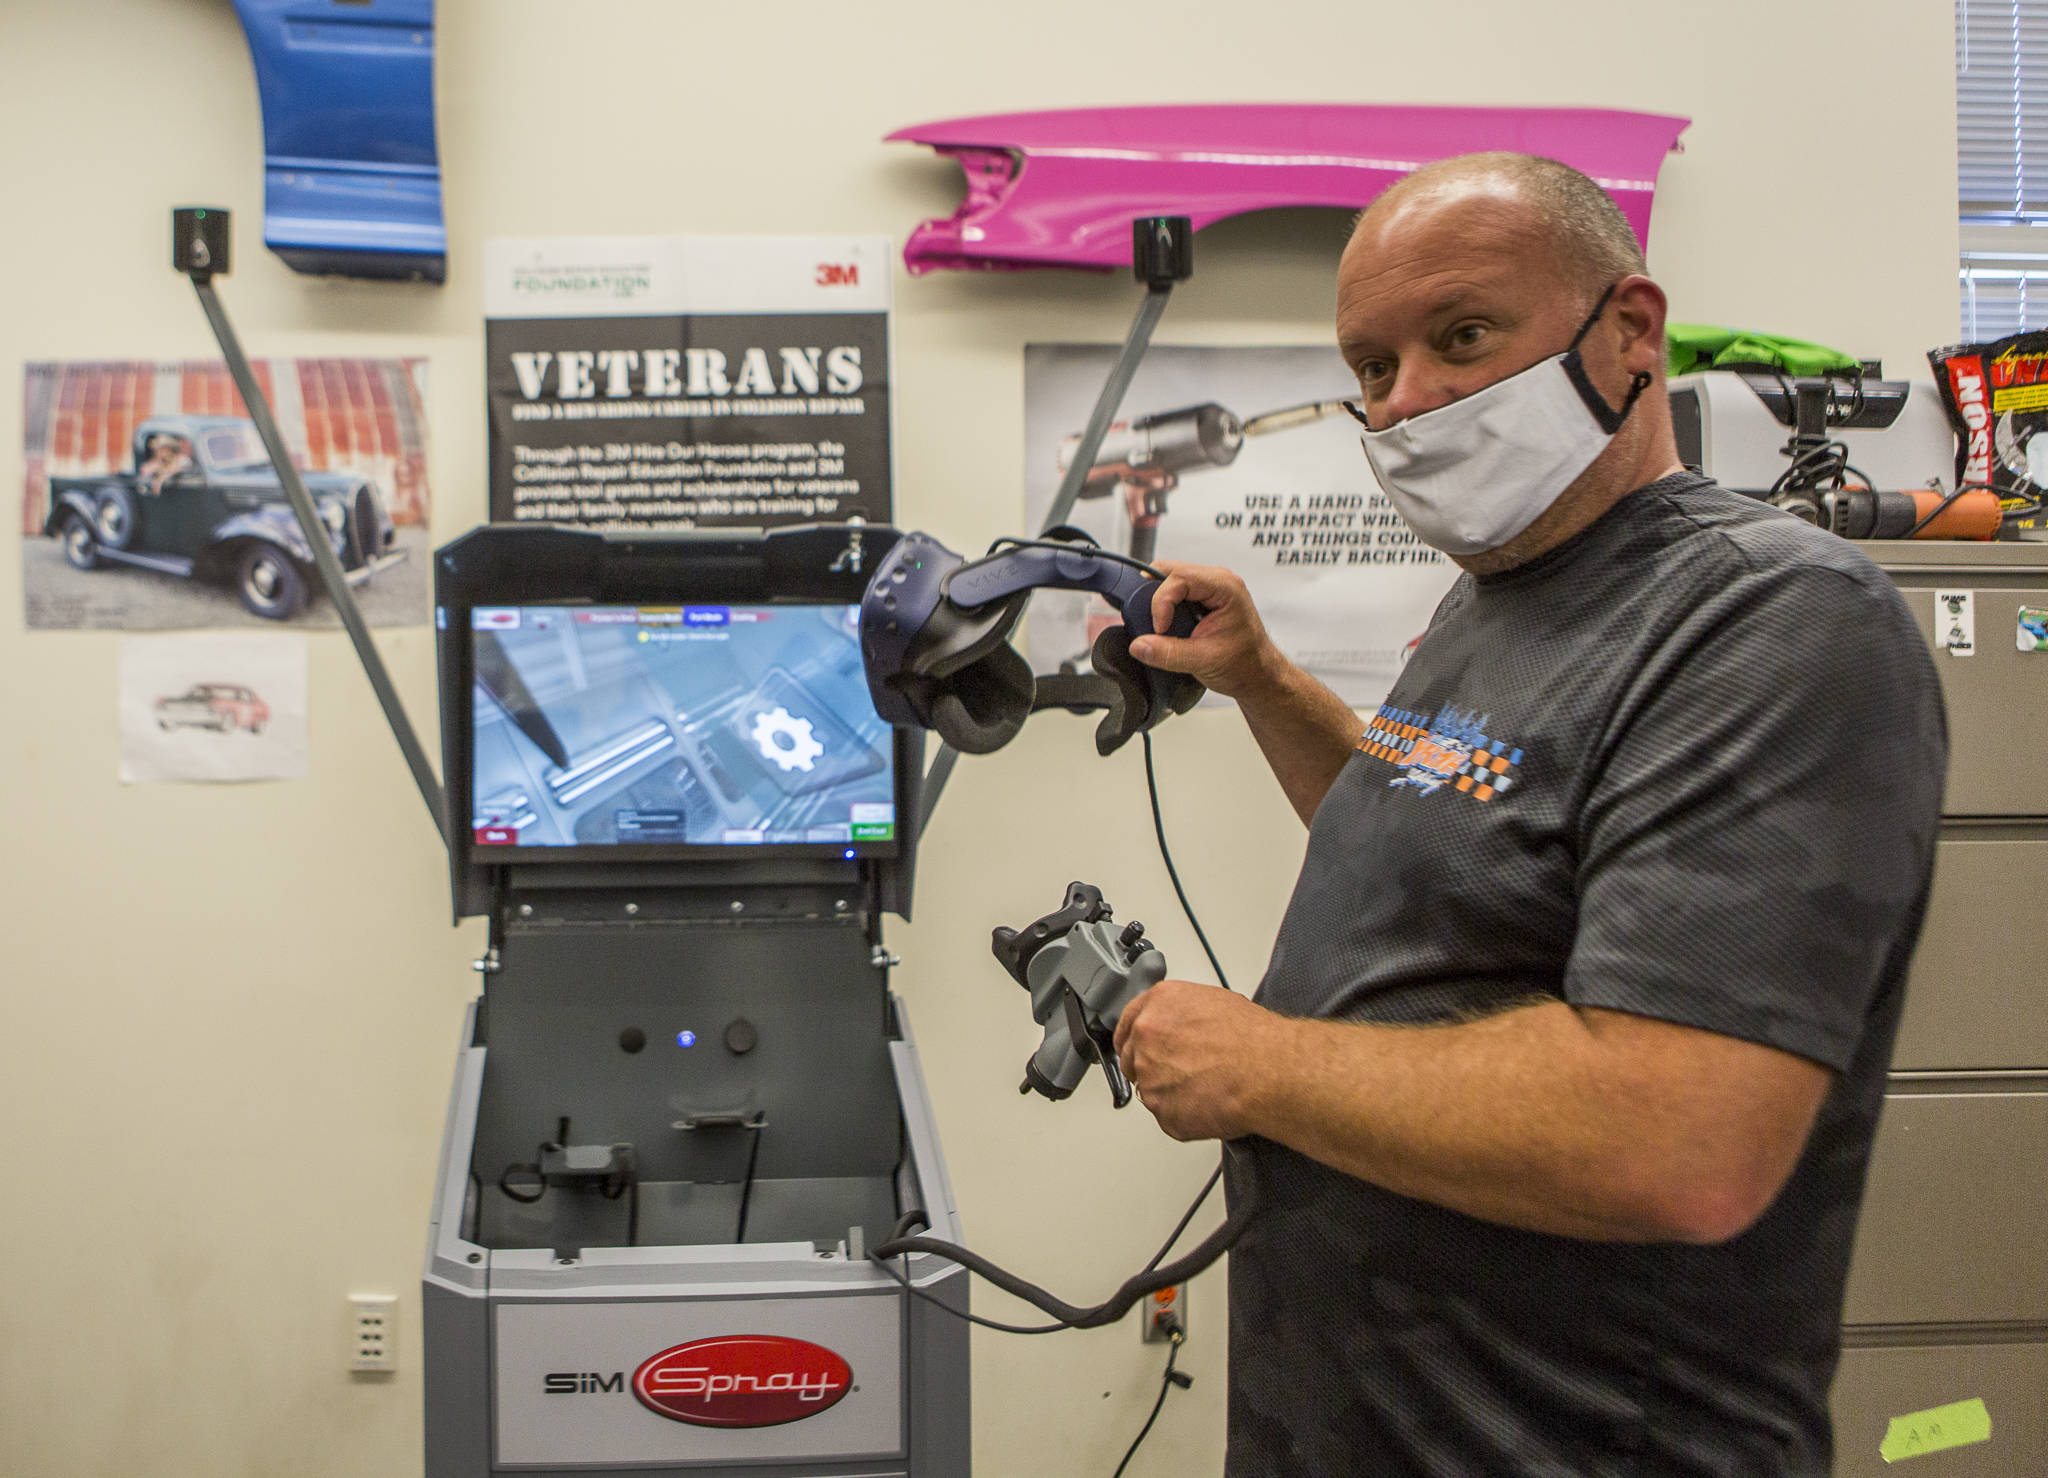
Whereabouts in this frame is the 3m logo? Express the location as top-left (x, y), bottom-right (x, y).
top-left (632, 1335), bottom-right (853, 1428)
top-left (815, 263), bottom-right (860, 287)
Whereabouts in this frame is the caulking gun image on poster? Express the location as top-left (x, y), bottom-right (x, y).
top-left (1024, 345), bottom-right (1460, 708)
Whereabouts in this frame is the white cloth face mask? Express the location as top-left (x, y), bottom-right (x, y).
top-left (1344, 284), bottom-right (1652, 557)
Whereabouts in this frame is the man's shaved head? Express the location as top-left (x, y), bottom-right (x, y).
top-left (1358, 152), bottom-right (1646, 303)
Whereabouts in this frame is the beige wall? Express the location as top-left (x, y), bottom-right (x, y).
top-left (0, 1), bottom-right (1957, 1474)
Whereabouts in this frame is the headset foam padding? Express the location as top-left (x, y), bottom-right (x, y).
top-left (1088, 626), bottom-right (1206, 756)
top-left (929, 640), bottom-right (1037, 755)
top-left (1086, 626), bottom-right (1156, 757)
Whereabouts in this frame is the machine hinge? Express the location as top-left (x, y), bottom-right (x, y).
top-left (871, 946), bottom-right (902, 970)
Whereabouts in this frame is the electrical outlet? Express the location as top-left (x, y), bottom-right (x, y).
top-left (1140, 1282), bottom-right (1187, 1343)
top-left (350, 1294), bottom-right (398, 1372)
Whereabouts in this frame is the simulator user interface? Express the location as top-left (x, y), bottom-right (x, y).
top-left (470, 603), bottom-right (895, 850)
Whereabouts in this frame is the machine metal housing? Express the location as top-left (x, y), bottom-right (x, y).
top-left (423, 524), bottom-right (967, 1476)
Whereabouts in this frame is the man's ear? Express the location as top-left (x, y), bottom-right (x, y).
top-left (1611, 274), bottom-right (1668, 376)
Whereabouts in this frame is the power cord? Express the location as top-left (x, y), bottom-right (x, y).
top-left (1113, 1324), bottom-right (1192, 1478)
top-left (867, 739), bottom-right (1259, 1331)
top-left (868, 1168), bottom-right (1224, 1333)
top-left (869, 1211), bottom-right (1063, 1335)
top-left (1768, 436), bottom-right (1874, 500)
top-left (870, 728), bottom-right (1236, 1469)
top-left (870, 1161), bottom-right (1244, 1331)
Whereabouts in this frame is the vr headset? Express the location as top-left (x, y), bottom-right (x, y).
top-left (860, 530), bottom-right (1205, 756)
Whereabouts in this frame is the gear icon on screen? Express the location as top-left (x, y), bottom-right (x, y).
top-left (751, 706), bottom-right (825, 772)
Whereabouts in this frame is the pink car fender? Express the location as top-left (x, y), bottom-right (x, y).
top-left (886, 104), bottom-right (1689, 274)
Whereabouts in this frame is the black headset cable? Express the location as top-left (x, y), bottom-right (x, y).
top-left (1141, 730), bottom-right (1231, 993)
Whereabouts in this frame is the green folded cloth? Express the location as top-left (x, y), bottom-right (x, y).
top-left (1666, 323), bottom-right (1861, 379)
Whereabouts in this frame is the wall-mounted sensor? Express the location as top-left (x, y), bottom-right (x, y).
top-left (173, 206), bottom-right (232, 281)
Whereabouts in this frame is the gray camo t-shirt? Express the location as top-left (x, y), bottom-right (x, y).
top-left (1226, 474), bottom-right (1947, 1478)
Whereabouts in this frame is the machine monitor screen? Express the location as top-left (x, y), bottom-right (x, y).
top-left (469, 602), bottom-right (898, 856)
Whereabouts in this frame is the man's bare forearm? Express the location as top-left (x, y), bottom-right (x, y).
top-left (1245, 1005), bottom-right (1673, 1238)
top-left (1235, 1001), bottom-right (1829, 1244)
top-left (1235, 652), bottom-right (1367, 825)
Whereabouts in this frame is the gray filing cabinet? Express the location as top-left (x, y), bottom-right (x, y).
top-left (1833, 543), bottom-right (2048, 1474)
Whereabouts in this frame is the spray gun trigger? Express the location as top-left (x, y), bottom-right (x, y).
top-left (1061, 984), bottom-right (1132, 1109)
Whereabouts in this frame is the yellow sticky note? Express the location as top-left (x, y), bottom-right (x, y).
top-left (1881, 1398), bottom-right (1992, 1463)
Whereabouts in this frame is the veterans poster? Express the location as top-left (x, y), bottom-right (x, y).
top-left (484, 236), bottom-right (892, 532)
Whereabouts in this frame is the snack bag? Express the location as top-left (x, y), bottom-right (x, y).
top-left (1929, 330), bottom-right (2048, 536)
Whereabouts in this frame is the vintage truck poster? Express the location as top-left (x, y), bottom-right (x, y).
top-left (21, 357), bottom-right (431, 631)
top-left (483, 236), bottom-right (892, 532)
top-left (1022, 343), bottom-right (1460, 709)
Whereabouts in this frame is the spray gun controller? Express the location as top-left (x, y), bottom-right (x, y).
top-left (991, 881), bottom-right (1167, 1108)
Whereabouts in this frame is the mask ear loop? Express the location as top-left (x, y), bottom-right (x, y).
top-left (1567, 281), bottom-right (1621, 350)
top-left (1562, 281), bottom-right (1653, 435)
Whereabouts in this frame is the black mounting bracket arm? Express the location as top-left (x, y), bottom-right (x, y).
top-left (173, 206), bottom-right (447, 844)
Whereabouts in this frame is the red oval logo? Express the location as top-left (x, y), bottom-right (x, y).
top-left (632, 1335), bottom-right (853, 1427)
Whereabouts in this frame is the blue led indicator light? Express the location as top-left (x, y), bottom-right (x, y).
top-left (844, 848), bottom-right (857, 859)
top-left (676, 1030), bottom-right (697, 1048)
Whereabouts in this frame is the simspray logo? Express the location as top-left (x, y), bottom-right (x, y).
top-left (632, 1335), bottom-right (853, 1427)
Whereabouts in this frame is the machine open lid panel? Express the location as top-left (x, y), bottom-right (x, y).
top-left (430, 523), bottom-right (929, 1262)
top-left (434, 523), bottom-right (921, 922)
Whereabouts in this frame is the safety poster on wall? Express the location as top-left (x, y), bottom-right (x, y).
top-left (483, 236), bottom-right (892, 532)
top-left (1022, 344), bottom-right (1460, 708)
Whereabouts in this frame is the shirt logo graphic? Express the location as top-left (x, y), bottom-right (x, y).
top-left (1360, 700), bottom-right (1522, 801)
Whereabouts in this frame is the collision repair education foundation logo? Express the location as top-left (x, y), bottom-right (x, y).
top-left (632, 1335), bottom-right (854, 1427)
top-left (1361, 700), bottom-right (1522, 801)
top-left (509, 263), bottom-right (653, 301)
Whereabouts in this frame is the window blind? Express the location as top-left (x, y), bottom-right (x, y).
top-left (1958, 0), bottom-right (2048, 332)
top-left (1959, 0), bottom-right (2048, 219)
top-left (1960, 266), bottom-right (2046, 337)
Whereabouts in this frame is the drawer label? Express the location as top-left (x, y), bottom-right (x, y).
top-left (1880, 1396), bottom-right (1991, 1462)
top-left (1937, 590), bottom-right (1976, 657)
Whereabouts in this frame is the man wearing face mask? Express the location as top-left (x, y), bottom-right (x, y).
top-left (1111, 153), bottom-right (1947, 1476)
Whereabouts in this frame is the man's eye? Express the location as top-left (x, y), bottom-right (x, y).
top-left (1355, 359), bottom-right (1392, 383)
top-left (1448, 323), bottom-right (1488, 350)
